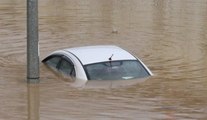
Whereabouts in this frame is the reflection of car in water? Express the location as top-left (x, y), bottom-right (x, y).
top-left (42, 45), bottom-right (153, 82)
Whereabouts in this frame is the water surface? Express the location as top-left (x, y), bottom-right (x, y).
top-left (0, 0), bottom-right (207, 120)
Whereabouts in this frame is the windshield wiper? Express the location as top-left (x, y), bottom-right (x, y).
top-left (108, 54), bottom-right (113, 67)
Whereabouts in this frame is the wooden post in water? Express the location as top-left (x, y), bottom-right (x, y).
top-left (27, 0), bottom-right (39, 83)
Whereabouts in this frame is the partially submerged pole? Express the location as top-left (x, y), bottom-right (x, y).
top-left (27, 0), bottom-right (39, 83)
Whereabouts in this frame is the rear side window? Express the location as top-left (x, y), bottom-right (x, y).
top-left (58, 58), bottom-right (76, 77)
top-left (43, 55), bottom-right (76, 77)
top-left (59, 59), bottom-right (73, 75)
top-left (45, 56), bottom-right (61, 69)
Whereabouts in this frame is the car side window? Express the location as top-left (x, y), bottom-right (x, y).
top-left (58, 58), bottom-right (75, 77)
top-left (45, 56), bottom-right (61, 69)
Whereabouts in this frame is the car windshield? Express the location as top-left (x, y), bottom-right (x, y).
top-left (84, 60), bottom-right (150, 80)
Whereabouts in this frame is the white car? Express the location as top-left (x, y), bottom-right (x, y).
top-left (42, 45), bottom-right (152, 82)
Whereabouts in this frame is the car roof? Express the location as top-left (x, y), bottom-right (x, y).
top-left (64, 45), bottom-right (137, 65)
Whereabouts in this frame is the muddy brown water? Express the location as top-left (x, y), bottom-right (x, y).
top-left (1, 0), bottom-right (207, 120)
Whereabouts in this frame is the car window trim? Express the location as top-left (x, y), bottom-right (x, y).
top-left (42, 54), bottom-right (63, 63)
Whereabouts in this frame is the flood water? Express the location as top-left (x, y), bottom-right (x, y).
top-left (1, 0), bottom-right (207, 120)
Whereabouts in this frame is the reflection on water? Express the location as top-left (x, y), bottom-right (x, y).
top-left (0, 0), bottom-right (207, 120)
top-left (28, 83), bottom-right (39, 120)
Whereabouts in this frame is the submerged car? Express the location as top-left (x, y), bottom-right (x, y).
top-left (42, 45), bottom-right (152, 81)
